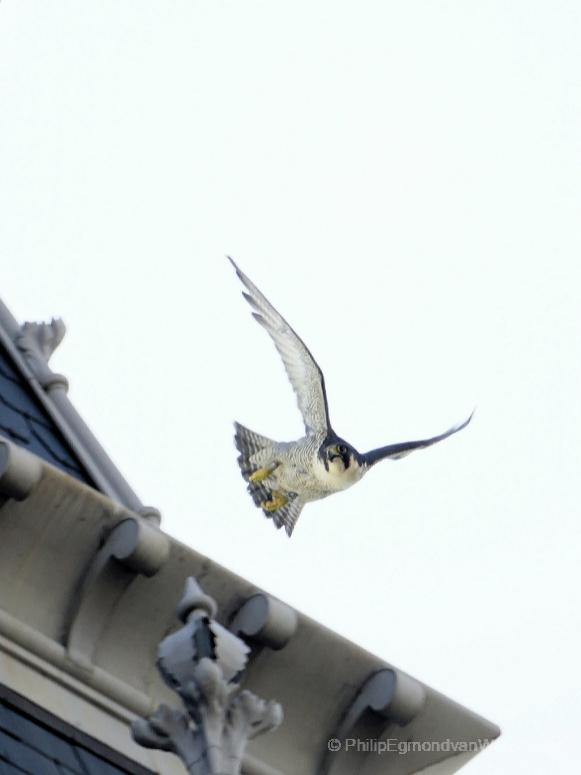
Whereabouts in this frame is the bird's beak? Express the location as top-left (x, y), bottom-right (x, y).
top-left (328, 445), bottom-right (341, 461)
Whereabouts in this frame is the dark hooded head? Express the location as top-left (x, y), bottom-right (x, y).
top-left (319, 433), bottom-right (362, 473)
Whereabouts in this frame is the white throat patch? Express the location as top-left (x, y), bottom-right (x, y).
top-left (314, 454), bottom-right (362, 492)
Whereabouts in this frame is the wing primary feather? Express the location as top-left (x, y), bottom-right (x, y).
top-left (362, 412), bottom-right (474, 466)
top-left (229, 256), bottom-right (331, 434)
top-left (242, 291), bottom-right (259, 309)
top-left (252, 312), bottom-right (266, 325)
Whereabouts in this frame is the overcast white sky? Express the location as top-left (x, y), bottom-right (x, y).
top-left (1, 2), bottom-right (580, 772)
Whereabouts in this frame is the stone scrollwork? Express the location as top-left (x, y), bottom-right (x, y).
top-left (0, 438), bottom-right (43, 502)
top-left (15, 318), bottom-right (68, 391)
top-left (132, 577), bottom-right (283, 775)
top-left (320, 668), bottom-right (426, 774)
top-left (230, 592), bottom-right (297, 652)
top-left (65, 517), bottom-right (171, 669)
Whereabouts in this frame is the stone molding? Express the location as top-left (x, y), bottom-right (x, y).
top-left (132, 578), bottom-right (283, 775)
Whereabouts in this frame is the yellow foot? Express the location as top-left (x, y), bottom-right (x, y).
top-left (261, 491), bottom-right (288, 512)
top-left (249, 464), bottom-right (279, 482)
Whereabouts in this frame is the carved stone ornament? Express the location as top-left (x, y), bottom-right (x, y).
top-left (131, 577), bottom-right (283, 774)
top-left (15, 318), bottom-right (68, 391)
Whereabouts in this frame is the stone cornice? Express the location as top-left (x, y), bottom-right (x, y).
top-left (0, 449), bottom-right (499, 774)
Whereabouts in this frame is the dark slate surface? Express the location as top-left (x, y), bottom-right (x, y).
top-left (0, 342), bottom-right (92, 485)
top-left (0, 700), bottom-right (152, 775)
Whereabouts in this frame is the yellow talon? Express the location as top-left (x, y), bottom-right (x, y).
top-left (249, 464), bottom-right (278, 482)
top-left (261, 491), bottom-right (288, 512)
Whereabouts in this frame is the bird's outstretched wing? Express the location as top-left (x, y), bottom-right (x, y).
top-left (362, 412), bottom-right (474, 467)
top-left (229, 257), bottom-right (330, 435)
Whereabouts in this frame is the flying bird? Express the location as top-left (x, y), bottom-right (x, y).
top-left (229, 257), bottom-right (472, 537)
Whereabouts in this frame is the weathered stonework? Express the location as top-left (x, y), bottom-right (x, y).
top-left (132, 578), bottom-right (283, 775)
top-left (16, 318), bottom-right (68, 392)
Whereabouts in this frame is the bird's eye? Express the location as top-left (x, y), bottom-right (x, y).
top-left (337, 444), bottom-right (347, 455)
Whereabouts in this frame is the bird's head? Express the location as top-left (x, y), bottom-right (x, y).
top-left (320, 436), bottom-right (363, 476)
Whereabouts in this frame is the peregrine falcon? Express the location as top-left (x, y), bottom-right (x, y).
top-left (229, 257), bottom-right (472, 537)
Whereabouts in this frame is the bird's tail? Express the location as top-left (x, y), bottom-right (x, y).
top-left (233, 422), bottom-right (276, 484)
top-left (234, 422), bottom-right (303, 537)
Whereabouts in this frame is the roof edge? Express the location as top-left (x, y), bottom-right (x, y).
top-left (0, 298), bottom-right (155, 519)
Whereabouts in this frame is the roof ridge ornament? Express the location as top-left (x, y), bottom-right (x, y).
top-left (132, 576), bottom-right (284, 775)
top-left (15, 318), bottom-right (69, 392)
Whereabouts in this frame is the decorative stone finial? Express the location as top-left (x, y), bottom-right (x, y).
top-left (15, 318), bottom-right (68, 391)
top-left (176, 576), bottom-right (218, 622)
top-left (131, 577), bottom-right (283, 774)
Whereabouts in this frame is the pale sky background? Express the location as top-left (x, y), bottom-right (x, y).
top-left (1, 2), bottom-right (580, 773)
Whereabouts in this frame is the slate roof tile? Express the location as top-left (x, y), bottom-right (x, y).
top-left (0, 701), bottom-right (152, 775)
top-left (0, 706), bottom-right (80, 771)
top-left (0, 345), bottom-right (92, 485)
top-left (0, 729), bottom-right (61, 775)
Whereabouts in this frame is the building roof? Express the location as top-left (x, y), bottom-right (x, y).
top-left (0, 452), bottom-right (499, 774)
top-left (0, 299), bottom-right (152, 516)
top-left (0, 300), bottom-right (499, 774)
top-left (0, 333), bottom-right (91, 484)
top-left (0, 689), bottom-right (152, 775)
